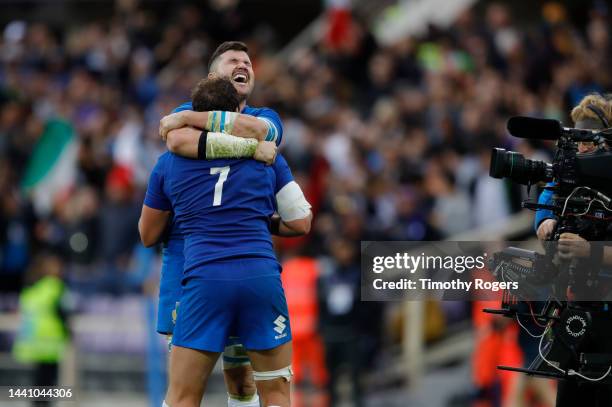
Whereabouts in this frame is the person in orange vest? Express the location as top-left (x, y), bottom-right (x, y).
top-left (281, 254), bottom-right (329, 401)
top-left (472, 299), bottom-right (523, 407)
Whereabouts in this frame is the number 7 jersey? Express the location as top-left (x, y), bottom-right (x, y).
top-left (144, 153), bottom-right (289, 279)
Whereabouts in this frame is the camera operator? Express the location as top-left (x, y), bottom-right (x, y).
top-left (534, 93), bottom-right (612, 407)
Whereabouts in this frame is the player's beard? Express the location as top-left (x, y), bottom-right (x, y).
top-left (237, 90), bottom-right (249, 103)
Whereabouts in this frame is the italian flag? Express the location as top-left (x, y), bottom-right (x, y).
top-left (21, 119), bottom-right (77, 216)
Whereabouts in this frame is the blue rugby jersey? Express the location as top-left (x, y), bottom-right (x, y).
top-left (144, 153), bottom-right (294, 278)
top-left (161, 103), bottom-right (283, 250)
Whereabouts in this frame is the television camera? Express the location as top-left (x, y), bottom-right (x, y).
top-left (484, 116), bottom-right (612, 384)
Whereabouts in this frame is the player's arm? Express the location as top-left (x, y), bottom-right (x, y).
top-left (165, 127), bottom-right (277, 164)
top-left (160, 110), bottom-right (276, 142)
top-left (270, 211), bottom-right (312, 237)
top-left (271, 155), bottom-right (312, 237)
top-left (139, 206), bottom-right (170, 247)
top-left (139, 155), bottom-right (172, 247)
top-left (160, 109), bottom-right (282, 144)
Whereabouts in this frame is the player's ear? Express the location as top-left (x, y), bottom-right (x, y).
top-left (208, 72), bottom-right (217, 79)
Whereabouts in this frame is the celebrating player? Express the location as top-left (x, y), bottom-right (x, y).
top-left (140, 75), bottom-right (310, 407)
top-left (149, 41), bottom-right (290, 407)
top-left (143, 44), bottom-right (309, 405)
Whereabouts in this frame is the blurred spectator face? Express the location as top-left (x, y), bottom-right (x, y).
top-left (368, 52), bottom-right (395, 87)
top-left (210, 50), bottom-right (255, 102)
top-left (43, 255), bottom-right (63, 278)
top-left (331, 238), bottom-right (355, 267)
top-left (587, 18), bottom-right (609, 50)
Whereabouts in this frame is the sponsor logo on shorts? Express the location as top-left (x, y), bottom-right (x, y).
top-left (172, 302), bottom-right (180, 325)
top-left (274, 315), bottom-right (287, 340)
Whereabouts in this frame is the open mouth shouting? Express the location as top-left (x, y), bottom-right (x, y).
top-left (231, 69), bottom-right (250, 87)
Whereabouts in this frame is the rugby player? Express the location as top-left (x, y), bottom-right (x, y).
top-left (149, 41), bottom-right (291, 407)
top-left (141, 44), bottom-right (308, 406)
top-left (140, 76), bottom-right (309, 407)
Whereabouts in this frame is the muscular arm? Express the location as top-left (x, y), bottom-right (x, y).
top-left (272, 180), bottom-right (312, 236)
top-left (139, 205), bottom-right (171, 247)
top-left (270, 213), bottom-right (312, 237)
top-left (166, 127), bottom-right (276, 163)
top-left (161, 110), bottom-right (275, 142)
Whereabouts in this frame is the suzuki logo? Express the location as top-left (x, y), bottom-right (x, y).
top-left (274, 315), bottom-right (287, 334)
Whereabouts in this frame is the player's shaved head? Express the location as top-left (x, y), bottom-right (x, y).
top-left (191, 76), bottom-right (240, 112)
top-left (208, 41), bottom-right (249, 71)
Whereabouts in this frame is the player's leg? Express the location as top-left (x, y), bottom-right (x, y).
top-left (168, 276), bottom-right (235, 406)
top-left (234, 261), bottom-right (293, 407)
top-left (247, 341), bottom-right (293, 407)
top-left (165, 345), bottom-right (220, 407)
top-left (222, 340), bottom-right (259, 406)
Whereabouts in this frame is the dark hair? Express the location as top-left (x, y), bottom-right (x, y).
top-left (208, 41), bottom-right (249, 71)
top-left (191, 77), bottom-right (240, 112)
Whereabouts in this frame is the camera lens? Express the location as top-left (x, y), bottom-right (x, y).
top-left (489, 148), bottom-right (552, 184)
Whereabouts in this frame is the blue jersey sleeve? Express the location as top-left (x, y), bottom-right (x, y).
top-left (172, 102), bottom-right (193, 113)
top-left (255, 108), bottom-right (283, 146)
top-left (272, 154), bottom-right (294, 194)
top-left (144, 154), bottom-right (172, 211)
top-left (534, 183), bottom-right (555, 231)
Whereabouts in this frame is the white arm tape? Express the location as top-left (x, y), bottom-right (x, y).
top-left (276, 181), bottom-right (311, 222)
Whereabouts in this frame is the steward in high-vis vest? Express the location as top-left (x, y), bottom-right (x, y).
top-left (13, 253), bottom-right (69, 391)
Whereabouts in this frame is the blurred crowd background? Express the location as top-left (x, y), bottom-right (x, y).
top-left (0, 0), bottom-right (610, 406)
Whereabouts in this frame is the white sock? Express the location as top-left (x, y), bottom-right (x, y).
top-left (227, 393), bottom-right (260, 407)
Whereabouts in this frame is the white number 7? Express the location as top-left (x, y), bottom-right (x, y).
top-left (210, 166), bottom-right (230, 206)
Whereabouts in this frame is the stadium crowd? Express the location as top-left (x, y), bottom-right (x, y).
top-left (0, 0), bottom-right (610, 404)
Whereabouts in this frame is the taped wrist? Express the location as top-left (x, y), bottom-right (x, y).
top-left (205, 132), bottom-right (258, 159)
top-left (206, 111), bottom-right (238, 134)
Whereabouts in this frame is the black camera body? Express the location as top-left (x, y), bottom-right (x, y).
top-left (490, 140), bottom-right (612, 205)
top-left (490, 117), bottom-right (612, 240)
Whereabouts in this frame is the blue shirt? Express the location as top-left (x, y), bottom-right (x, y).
top-left (534, 183), bottom-right (555, 231)
top-left (161, 103), bottom-right (284, 247)
top-left (144, 153), bottom-right (294, 277)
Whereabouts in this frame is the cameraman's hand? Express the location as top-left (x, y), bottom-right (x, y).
top-left (537, 219), bottom-right (557, 241)
top-left (254, 141), bottom-right (277, 165)
top-left (558, 233), bottom-right (590, 260)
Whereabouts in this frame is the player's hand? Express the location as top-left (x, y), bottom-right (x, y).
top-left (159, 112), bottom-right (188, 141)
top-left (254, 141), bottom-right (277, 165)
top-left (536, 219), bottom-right (557, 241)
top-left (558, 232), bottom-right (590, 259)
